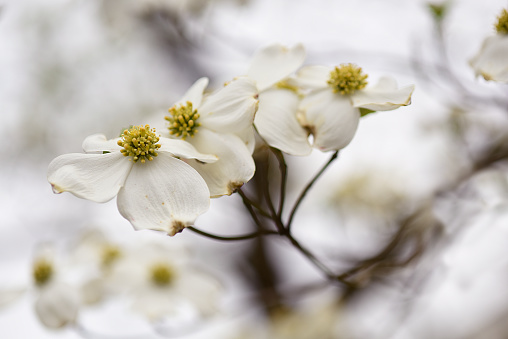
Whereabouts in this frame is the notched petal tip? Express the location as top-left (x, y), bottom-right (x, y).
top-left (227, 181), bottom-right (244, 195)
top-left (50, 183), bottom-right (64, 194)
top-left (168, 220), bottom-right (186, 237)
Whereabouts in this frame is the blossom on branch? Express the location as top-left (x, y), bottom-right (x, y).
top-left (165, 77), bottom-right (259, 197)
top-left (47, 125), bottom-right (217, 236)
top-left (247, 43), bottom-right (313, 156)
top-left (295, 63), bottom-right (414, 151)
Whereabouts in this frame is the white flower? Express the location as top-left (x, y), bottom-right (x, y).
top-left (470, 9), bottom-right (508, 82)
top-left (165, 77), bottom-right (259, 197)
top-left (109, 240), bottom-right (221, 320)
top-left (32, 246), bottom-right (80, 329)
top-left (296, 64), bottom-right (414, 151)
top-left (47, 125), bottom-right (217, 236)
top-left (247, 43), bottom-right (313, 156)
top-left (0, 246), bottom-right (80, 329)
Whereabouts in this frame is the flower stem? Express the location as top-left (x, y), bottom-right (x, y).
top-left (286, 151), bottom-right (339, 232)
top-left (187, 226), bottom-right (278, 241)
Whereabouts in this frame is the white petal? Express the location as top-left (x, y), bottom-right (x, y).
top-left (199, 77), bottom-right (259, 134)
top-left (175, 77), bottom-right (209, 107)
top-left (35, 283), bottom-right (79, 329)
top-left (159, 137), bottom-right (217, 163)
top-left (47, 152), bottom-right (132, 203)
top-left (187, 129), bottom-right (255, 197)
top-left (238, 126), bottom-right (256, 154)
top-left (295, 65), bottom-right (331, 89)
top-left (117, 153), bottom-right (210, 236)
top-left (351, 76), bottom-right (414, 111)
top-left (82, 134), bottom-right (122, 153)
top-left (470, 35), bottom-right (508, 82)
top-left (174, 269), bottom-right (221, 316)
top-left (300, 89), bottom-right (360, 151)
top-left (247, 43), bottom-right (306, 92)
top-left (255, 88), bottom-right (312, 156)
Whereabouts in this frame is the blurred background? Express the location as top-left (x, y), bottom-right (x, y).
top-left (1, 0), bottom-right (508, 338)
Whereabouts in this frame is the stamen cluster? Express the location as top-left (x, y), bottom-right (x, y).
top-left (33, 259), bottom-right (53, 286)
top-left (327, 63), bottom-right (368, 95)
top-left (150, 263), bottom-right (174, 287)
top-left (117, 125), bottom-right (161, 163)
top-left (165, 101), bottom-right (201, 139)
top-left (101, 245), bottom-right (121, 268)
top-left (495, 9), bottom-right (508, 35)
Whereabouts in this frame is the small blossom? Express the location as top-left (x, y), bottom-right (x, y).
top-left (109, 241), bottom-right (221, 320)
top-left (165, 77), bottom-right (259, 197)
top-left (296, 64), bottom-right (414, 151)
top-left (470, 9), bottom-right (508, 82)
top-left (47, 125), bottom-right (217, 236)
top-left (247, 43), bottom-right (313, 156)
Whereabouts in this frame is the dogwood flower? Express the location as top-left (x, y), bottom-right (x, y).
top-left (296, 63), bottom-right (414, 151)
top-left (109, 240), bottom-right (221, 320)
top-left (470, 8), bottom-right (508, 82)
top-left (0, 246), bottom-right (80, 329)
top-left (48, 125), bottom-right (217, 236)
top-left (165, 77), bottom-right (258, 197)
top-left (247, 43), bottom-right (313, 156)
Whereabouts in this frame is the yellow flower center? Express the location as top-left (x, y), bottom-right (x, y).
top-left (150, 263), bottom-right (174, 287)
top-left (165, 101), bottom-right (201, 140)
top-left (495, 9), bottom-right (508, 35)
top-left (101, 245), bottom-right (121, 268)
top-left (327, 64), bottom-right (368, 95)
top-left (33, 259), bottom-right (53, 286)
top-left (117, 125), bottom-right (161, 163)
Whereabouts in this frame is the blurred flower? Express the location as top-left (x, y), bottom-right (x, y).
top-left (296, 64), bottom-right (414, 151)
top-left (0, 246), bottom-right (80, 329)
top-left (70, 229), bottom-right (125, 305)
top-left (470, 9), bottom-right (508, 82)
top-left (247, 43), bottom-right (312, 156)
top-left (109, 240), bottom-right (221, 321)
top-left (165, 77), bottom-right (259, 197)
top-left (234, 302), bottom-right (341, 339)
top-left (48, 125), bottom-right (217, 236)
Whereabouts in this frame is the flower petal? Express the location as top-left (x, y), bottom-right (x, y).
top-left (159, 137), bottom-right (217, 163)
top-left (35, 282), bottom-right (79, 329)
top-left (47, 152), bottom-right (132, 203)
top-left (255, 88), bottom-right (312, 156)
top-left (82, 134), bottom-right (122, 153)
top-left (247, 43), bottom-right (306, 92)
top-left (351, 76), bottom-right (414, 111)
top-left (117, 153), bottom-right (210, 236)
top-left (300, 89), bottom-right (359, 151)
top-left (175, 77), bottom-right (209, 107)
top-left (186, 129), bottom-right (255, 197)
top-left (0, 288), bottom-right (25, 309)
top-left (199, 77), bottom-right (259, 134)
top-left (295, 65), bottom-right (331, 89)
top-left (174, 269), bottom-right (221, 316)
top-left (470, 35), bottom-right (508, 82)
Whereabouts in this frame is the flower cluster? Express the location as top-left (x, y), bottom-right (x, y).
top-left (47, 43), bottom-right (414, 235)
top-left (0, 229), bottom-right (221, 329)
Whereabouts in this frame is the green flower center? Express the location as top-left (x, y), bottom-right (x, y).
top-left (165, 101), bottom-right (201, 140)
top-left (101, 245), bottom-right (121, 268)
top-left (117, 125), bottom-right (161, 163)
top-left (150, 263), bottom-right (174, 287)
top-left (327, 64), bottom-right (368, 95)
top-left (33, 259), bottom-right (53, 286)
top-left (495, 9), bottom-right (508, 35)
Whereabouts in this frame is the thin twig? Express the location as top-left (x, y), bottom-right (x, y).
top-left (187, 226), bottom-right (278, 241)
top-left (237, 188), bottom-right (271, 218)
top-left (271, 148), bottom-right (288, 220)
top-left (286, 151), bottom-right (339, 232)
